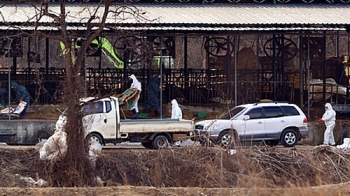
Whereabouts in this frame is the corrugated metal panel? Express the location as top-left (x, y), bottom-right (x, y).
top-left (0, 3), bottom-right (349, 30)
top-left (0, 25), bottom-right (344, 31)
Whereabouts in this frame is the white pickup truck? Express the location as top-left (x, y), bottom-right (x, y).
top-left (57, 96), bottom-right (194, 149)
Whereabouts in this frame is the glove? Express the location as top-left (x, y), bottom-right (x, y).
top-left (318, 118), bottom-right (323, 123)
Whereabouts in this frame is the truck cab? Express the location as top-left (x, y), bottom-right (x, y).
top-left (81, 97), bottom-right (120, 144)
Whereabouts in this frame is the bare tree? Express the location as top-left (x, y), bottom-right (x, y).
top-left (40, 0), bottom-right (110, 186)
top-left (0, 0), bottom-right (150, 186)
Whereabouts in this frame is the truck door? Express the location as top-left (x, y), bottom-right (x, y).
top-left (82, 100), bottom-right (117, 139)
top-left (104, 100), bottom-right (117, 138)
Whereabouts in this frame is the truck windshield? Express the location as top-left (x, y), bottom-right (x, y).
top-left (219, 107), bottom-right (246, 119)
top-left (83, 101), bottom-right (104, 116)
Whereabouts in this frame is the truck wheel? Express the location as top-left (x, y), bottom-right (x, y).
top-left (152, 135), bottom-right (169, 149)
top-left (37, 130), bottom-right (51, 141)
top-left (141, 142), bottom-right (153, 149)
top-left (88, 133), bottom-right (104, 145)
top-left (280, 129), bottom-right (298, 147)
top-left (217, 130), bottom-right (239, 148)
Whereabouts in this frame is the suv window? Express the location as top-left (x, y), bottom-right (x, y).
top-left (83, 101), bottom-right (104, 115)
top-left (245, 108), bottom-right (262, 119)
top-left (281, 106), bottom-right (300, 116)
top-left (263, 106), bottom-right (284, 118)
top-left (219, 106), bottom-right (246, 119)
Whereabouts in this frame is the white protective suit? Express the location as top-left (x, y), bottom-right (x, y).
top-left (171, 99), bottom-right (182, 119)
top-left (322, 103), bottom-right (336, 145)
top-left (129, 74), bottom-right (142, 113)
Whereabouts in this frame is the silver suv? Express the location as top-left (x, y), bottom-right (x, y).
top-left (194, 102), bottom-right (308, 147)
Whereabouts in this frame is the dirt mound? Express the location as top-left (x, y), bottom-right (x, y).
top-left (26, 105), bottom-right (62, 120)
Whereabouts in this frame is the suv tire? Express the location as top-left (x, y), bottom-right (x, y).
top-left (280, 129), bottom-right (298, 147)
top-left (217, 130), bottom-right (239, 148)
top-left (265, 140), bottom-right (279, 147)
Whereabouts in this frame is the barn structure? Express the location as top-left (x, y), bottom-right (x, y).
top-left (0, 1), bottom-right (350, 119)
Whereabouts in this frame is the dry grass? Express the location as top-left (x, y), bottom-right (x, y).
top-left (95, 145), bottom-right (350, 188)
top-left (2, 144), bottom-right (350, 195)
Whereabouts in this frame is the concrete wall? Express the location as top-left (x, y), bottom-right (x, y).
top-left (0, 120), bottom-right (56, 145)
top-left (0, 115), bottom-right (348, 146)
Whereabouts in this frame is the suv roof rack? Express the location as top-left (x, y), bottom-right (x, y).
top-left (273, 101), bottom-right (290, 104)
top-left (253, 100), bottom-right (290, 105)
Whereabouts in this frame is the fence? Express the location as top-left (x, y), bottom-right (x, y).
top-left (0, 68), bottom-right (300, 106)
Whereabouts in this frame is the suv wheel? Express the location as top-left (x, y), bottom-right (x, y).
top-left (280, 129), bottom-right (298, 147)
top-left (265, 140), bottom-right (279, 147)
top-left (199, 137), bottom-right (215, 147)
top-left (217, 130), bottom-right (239, 148)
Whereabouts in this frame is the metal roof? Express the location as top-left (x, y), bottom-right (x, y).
top-left (0, 3), bottom-right (349, 31)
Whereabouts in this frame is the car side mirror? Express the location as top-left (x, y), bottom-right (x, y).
top-left (243, 115), bottom-right (250, 120)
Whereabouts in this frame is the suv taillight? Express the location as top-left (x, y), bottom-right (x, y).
top-left (303, 118), bottom-right (308, 123)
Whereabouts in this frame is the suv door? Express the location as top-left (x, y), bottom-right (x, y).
top-left (281, 105), bottom-right (303, 124)
top-left (241, 107), bottom-right (264, 141)
top-left (262, 106), bottom-right (288, 140)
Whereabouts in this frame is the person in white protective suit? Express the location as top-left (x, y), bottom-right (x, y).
top-left (171, 99), bottom-right (183, 146)
top-left (171, 99), bottom-right (182, 120)
top-left (318, 103), bottom-right (336, 146)
top-left (129, 74), bottom-right (142, 119)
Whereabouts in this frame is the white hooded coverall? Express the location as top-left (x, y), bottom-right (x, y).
top-left (171, 99), bottom-right (182, 119)
top-left (322, 103), bottom-right (336, 145)
top-left (129, 74), bottom-right (142, 113)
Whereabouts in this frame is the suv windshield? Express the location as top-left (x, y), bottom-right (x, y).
top-left (219, 106), bottom-right (246, 119)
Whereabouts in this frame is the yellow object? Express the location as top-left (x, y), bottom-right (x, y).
top-left (260, 99), bottom-right (273, 103)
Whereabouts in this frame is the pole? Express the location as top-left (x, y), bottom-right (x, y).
top-left (307, 35), bottom-right (311, 119)
top-left (7, 39), bottom-right (12, 120)
top-left (84, 52), bottom-right (87, 97)
top-left (159, 36), bottom-right (163, 119)
top-left (234, 35), bottom-right (238, 106)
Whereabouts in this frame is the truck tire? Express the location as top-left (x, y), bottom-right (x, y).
top-left (141, 142), bottom-right (153, 149)
top-left (152, 135), bottom-right (169, 149)
top-left (36, 130), bottom-right (51, 141)
top-left (280, 129), bottom-right (298, 147)
top-left (88, 133), bottom-right (104, 145)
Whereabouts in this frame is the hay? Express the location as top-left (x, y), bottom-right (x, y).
top-left (182, 108), bottom-right (192, 120)
top-left (26, 105), bottom-right (62, 120)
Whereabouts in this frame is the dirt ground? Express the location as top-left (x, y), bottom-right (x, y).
top-left (1, 183), bottom-right (350, 196)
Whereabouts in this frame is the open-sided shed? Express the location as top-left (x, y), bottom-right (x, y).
top-left (0, 1), bottom-right (350, 118)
